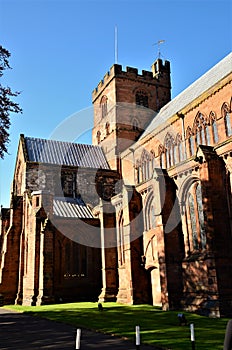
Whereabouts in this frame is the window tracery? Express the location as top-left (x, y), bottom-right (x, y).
top-left (194, 112), bottom-right (209, 146)
top-left (164, 132), bottom-right (175, 168)
top-left (186, 181), bottom-right (206, 252)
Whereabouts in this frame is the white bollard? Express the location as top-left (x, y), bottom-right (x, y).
top-left (76, 328), bottom-right (81, 349)
top-left (190, 323), bottom-right (195, 350)
top-left (136, 325), bottom-right (140, 349)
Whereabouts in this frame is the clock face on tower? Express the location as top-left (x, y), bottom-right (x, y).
top-left (27, 169), bottom-right (46, 190)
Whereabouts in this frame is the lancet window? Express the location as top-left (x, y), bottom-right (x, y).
top-left (141, 149), bottom-right (151, 181)
top-left (145, 193), bottom-right (156, 231)
top-left (175, 133), bottom-right (183, 163)
top-left (186, 181), bottom-right (206, 252)
top-left (194, 112), bottom-right (210, 146)
top-left (100, 95), bottom-right (108, 118)
top-left (164, 132), bottom-right (175, 168)
top-left (209, 111), bottom-right (218, 144)
top-left (222, 102), bottom-right (232, 137)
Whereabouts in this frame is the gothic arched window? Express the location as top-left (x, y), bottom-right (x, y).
top-left (100, 95), bottom-right (108, 118)
top-left (164, 132), bottom-right (175, 168)
top-left (194, 112), bottom-right (209, 146)
top-left (141, 149), bottom-right (151, 181)
top-left (222, 102), bottom-right (232, 137)
top-left (209, 111), bottom-right (218, 144)
top-left (145, 194), bottom-right (156, 231)
top-left (186, 181), bottom-right (206, 252)
top-left (132, 118), bottom-right (139, 131)
top-left (175, 133), bottom-right (183, 163)
top-left (135, 90), bottom-right (149, 108)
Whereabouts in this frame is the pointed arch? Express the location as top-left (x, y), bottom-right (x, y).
top-left (144, 192), bottom-right (156, 231)
top-left (100, 95), bottom-right (108, 118)
top-left (209, 111), bottom-right (218, 144)
top-left (164, 132), bottom-right (175, 168)
top-left (222, 102), bottom-right (232, 137)
top-left (141, 149), bottom-right (151, 181)
top-left (180, 178), bottom-right (206, 253)
top-left (193, 112), bottom-right (209, 146)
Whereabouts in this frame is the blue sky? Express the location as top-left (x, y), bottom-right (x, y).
top-left (0, 0), bottom-right (231, 207)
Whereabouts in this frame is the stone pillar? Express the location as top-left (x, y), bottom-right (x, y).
top-left (36, 190), bottom-right (55, 305)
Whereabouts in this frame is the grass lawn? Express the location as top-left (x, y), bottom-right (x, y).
top-left (3, 302), bottom-right (229, 350)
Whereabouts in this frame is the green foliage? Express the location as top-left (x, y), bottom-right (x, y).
top-left (4, 302), bottom-right (229, 349)
top-left (0, 45), bottom-right (22, 158)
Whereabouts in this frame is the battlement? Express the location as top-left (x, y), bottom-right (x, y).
top-left (92, 58), bottom-right (170, 100)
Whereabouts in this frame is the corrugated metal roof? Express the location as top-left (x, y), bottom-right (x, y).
top-left (53, 197), bottom-right (94, 219)
top-left (141, 52), bottom-right (232, 139)
top-left (24, 137), bottom-right (110, 169)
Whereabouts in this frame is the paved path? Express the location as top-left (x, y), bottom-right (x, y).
top-left (0, 307), bottom-right (161, 350)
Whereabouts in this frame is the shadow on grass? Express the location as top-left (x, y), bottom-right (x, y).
top-left (6, 303), bottom-right (229, 350)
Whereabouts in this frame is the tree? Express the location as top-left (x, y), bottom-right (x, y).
top-left (0, 45), bottom-right (22, 158)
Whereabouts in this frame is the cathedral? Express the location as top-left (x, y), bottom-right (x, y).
top-left (0, 52), bottom-right (231, 317)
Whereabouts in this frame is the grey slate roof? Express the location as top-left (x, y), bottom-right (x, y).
top-left (24, 136), bottom-right (110, 169)
top-left (141, 52), bottom-right (232, 139)
top-left (53, 197), bottom-right (94, 219)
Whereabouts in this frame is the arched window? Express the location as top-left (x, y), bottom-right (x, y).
top-left (145, 194), bottom-right (156, 231)
top-left (135, 90), bottom-right (149, 108)
top-left (175, 133), bottom-right (183, 162)
top-left (209, 111), bottom-right (218, 144)
top-left (186, 181), bottom-right (206, 252)
top-left (100, 95), bottom-right (108, 118)
top-left (164, 132), bottom-right (175, 168)
top-left (150, 150), bottom-right (155, 172)
top-left (141, 149), bottom-right (151, 181)
top-left (222, 102), bottom-right (232, 137)
top-left (194, 112), bottom-right (208, 146)
top-left (132, 118), bottom-right (139, 131)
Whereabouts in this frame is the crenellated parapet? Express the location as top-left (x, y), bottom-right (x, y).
top-left (92, 59), bottom-right (171, 101)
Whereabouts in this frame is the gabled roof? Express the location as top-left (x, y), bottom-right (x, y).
top-left (141, 52), bottom-right (232, 139)
top-left (53, 197), bottom-right (94, 219)
top-left (23, 136), bottom-right (110, 169)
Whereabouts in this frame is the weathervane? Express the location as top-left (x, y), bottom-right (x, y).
top-left (153, 40), bottom-right (165, 59)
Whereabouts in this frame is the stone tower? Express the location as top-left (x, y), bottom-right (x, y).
top-left (92, 59), bottom-right (171, 171)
